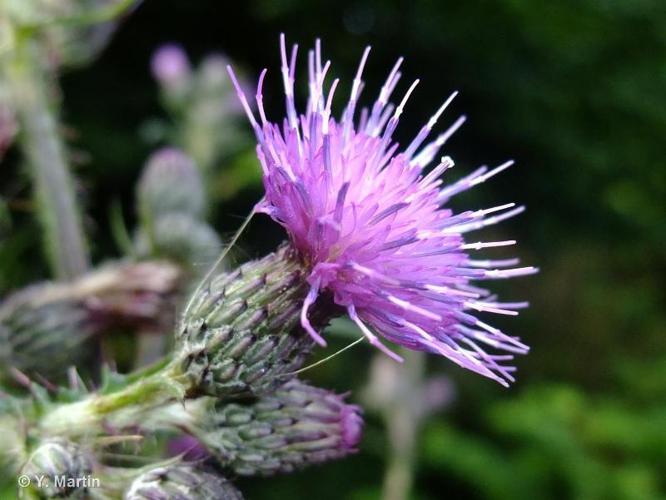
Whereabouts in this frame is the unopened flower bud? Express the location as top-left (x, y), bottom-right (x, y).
top-left (21, 439), bottom-right (93, 498)
top-left (0, 295), bottom-right (93, 380)
top-left (198, 54), bottom-right (230, 91)
top-left (137, 148), bottom-right (205, 222)
top-left (124, 463), bottom-right (242, 500)
top-left (135, 213), bottom-right (221, 268)
top-left (0, 261), bottom-right (180, 379)
top-left (151, 44), bottom-right (191, 90)
top-left (196, 54), bottom-right (252, 118)
top-left (196, 379), bottom-right (363, 475)
top-left (179, 53), bottom-right (251, 173)
top-left (175, 245), bottom-right (324, 397)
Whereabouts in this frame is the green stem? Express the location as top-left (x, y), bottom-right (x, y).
top-left (381, 350), bottom-right (425, 500)
top-left (124, 351), bottom-right (173, 383)
top-left (8, 38), bottom-right (89, 279)
top-left (39, 360), bottom-right (187, 437)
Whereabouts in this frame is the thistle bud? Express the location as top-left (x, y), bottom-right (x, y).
top-left (20, 439), bottom-right (93, 498)
top-left (137, 148), bottom-right (205, 222)
top-left (134, 213), bottom-right (221, 268)
top-left (0, 294), bottom-right (94, 380)
top-left (124, 463), bottom-right (242, 500)
top-left (151, 44), bottom-right (192, 95)
top-left (196, 379), bottom-right (363, 475)
top-left (0, 261), bottom-right (180, 379)
top-left (175, 245), bottom-right (323, 397)
top-left (177, 53), bottom-right (251, 174)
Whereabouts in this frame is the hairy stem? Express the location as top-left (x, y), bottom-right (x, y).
top-left (8, 36), bottom-right (89, 279)
top-left (39, 360), bottom-right (188, 437)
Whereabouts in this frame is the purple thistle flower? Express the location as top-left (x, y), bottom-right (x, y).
top-left (227, 35), bottom-right (537, 386)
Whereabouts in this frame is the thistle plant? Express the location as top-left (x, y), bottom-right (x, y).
top-left (0, 28), bottom-right (535, 499)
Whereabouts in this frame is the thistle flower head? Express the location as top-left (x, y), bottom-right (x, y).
top-left (194, 379), bottom-right (362, 475)
top-left (227, 36), bottom-right (537, 386)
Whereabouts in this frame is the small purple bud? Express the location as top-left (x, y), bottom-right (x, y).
top-left (151, 44), bottom-right (191, 87)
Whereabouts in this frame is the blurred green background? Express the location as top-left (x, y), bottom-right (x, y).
top-left (2, 0), bottom-right (665, 499)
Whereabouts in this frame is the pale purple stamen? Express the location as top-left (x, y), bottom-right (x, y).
top-left (405, 90), bottom-right (458, 160)
top-left (411, 114), bottom-right (467, 168)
